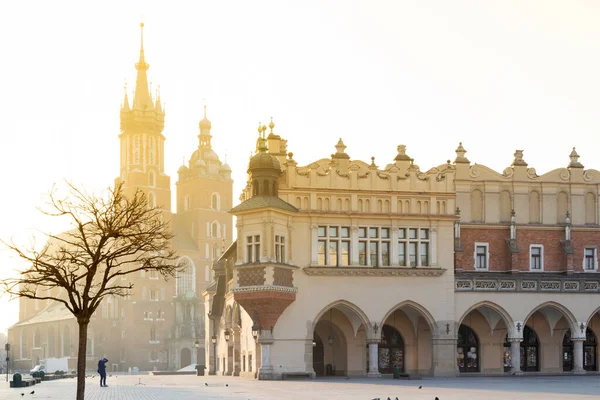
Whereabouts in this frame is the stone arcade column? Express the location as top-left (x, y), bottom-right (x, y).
top-left (432, 321), bottom-right (458, 377)
top-left (573, 338), bottom-right (586, 375)
top-left (367, 340), bottom-right (381, 377)
top-left (508, 338), bottom-right (522, 375)
top-left (233, 328), bottom-right (241, 376)
top-left (258, 332), bottom-right (274, 380)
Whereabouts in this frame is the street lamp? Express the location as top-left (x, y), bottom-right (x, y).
top-left (251, 324), bottom-right (260, 340)
top-left (224, 329), bottom-right (231, 342)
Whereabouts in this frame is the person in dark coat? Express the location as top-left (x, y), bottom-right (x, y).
top-left (97, 357), bottom-right (108, 387)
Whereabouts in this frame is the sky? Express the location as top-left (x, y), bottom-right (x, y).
top-left (2, 0), bottom-right (600, 334)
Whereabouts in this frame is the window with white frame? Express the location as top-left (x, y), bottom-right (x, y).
top-left (530, 245), bottom-right (543, 271)
top-left (275, 235), bottom-right (286, 263)
top-left (584, 247), bottom-right (597, 271)
top-left (474, 242), bottom-right (489, 270)
top-left (318, 226), bottom-right (350, 266)
top-left (398, 228), bottom-right (429, 267)
top-left (246, 235), bottom-right (261, 263)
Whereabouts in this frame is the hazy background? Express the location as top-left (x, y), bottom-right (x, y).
top-left (2, 0), bottom-right (600, 334)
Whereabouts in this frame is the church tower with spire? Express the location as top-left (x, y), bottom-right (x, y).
top-left (117, 23), bottom-right (170, 212)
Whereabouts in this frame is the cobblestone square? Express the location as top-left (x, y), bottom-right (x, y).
top-left (1, 375), bottom-right (600, 400)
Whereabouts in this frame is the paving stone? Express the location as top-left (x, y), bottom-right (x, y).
top-left (1, 374), bottom-right (600, 399)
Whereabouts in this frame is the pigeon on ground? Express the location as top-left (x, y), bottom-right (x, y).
top-left (419, 385), bottom-right (423, 389)
top-left (204, 382), bottom-right (208, 386)
top-left (20, 394), bottom-right (24, 397)
top-left (30, 391), bottom-right (35, 395)
top-left (395, 397), bottom-right (399, 400)
top-left (226, 384), bottom-right (229, 387)
top-left (387, 397), bottom-right (391, 400)
top-left (435, 397), bottom-right (440, 400)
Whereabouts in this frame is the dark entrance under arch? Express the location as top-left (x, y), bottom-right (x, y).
top-left (563, 328), bottom-right (597, 372)
top-left (312, 333), bottom-right (325, 377)
top-left (366, 324), bottom-right (404, 374)
top-left (181, 348), bottom-right (192, 368)
top-left (521, 326), bottom-right (539, 372)
top-left (457, 324), bottom-right (479, 372)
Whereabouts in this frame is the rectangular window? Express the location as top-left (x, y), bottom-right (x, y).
top-left (317, 225), bottom-right (351, 266)
top-left (398, 243), bottom-right (405, 266)
top-left (475, 244), bottom-right (488, 270)
top-left (381, 242), bottom-right (390, 266)
top-left (420, 243), bottom-right (428, 266)
top-left (530, 245), bottom-right (543, 271)
top-left (340, 241), bottom-right (350, 266)
top-left (358, 241), bottom-right (367, 266)
top-left (409, 228), bottom-right (418, 239)
top-left (254, 235), bottom-right (261, 262)
top-left (398, 228), bottom-right (406, 240)
top-left (369, 242), bottom-right (378, 267)
top-left (584, 248), bottom-right (596, 271)
top-left (409, 242), bottom-right (417, 267)
top-left (275, 235), bottom-right (286, 263)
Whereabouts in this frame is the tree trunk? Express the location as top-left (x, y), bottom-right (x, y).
top-left (76, 319), bottom-right (89, 400)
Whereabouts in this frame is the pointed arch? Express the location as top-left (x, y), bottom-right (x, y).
top-left (457, 301), bottom-right (515, 335)
top-left (311, 300), bottom-right (372, 339)
top-left (380, 300), bottom-right (437, 335)
top-left (523, 301), bottom-right (578, 333)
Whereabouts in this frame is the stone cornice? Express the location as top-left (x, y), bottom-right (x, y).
top-left (303, 266), bottom-right (446, 277)
top-left (232, 285), bottom-right (298, 293)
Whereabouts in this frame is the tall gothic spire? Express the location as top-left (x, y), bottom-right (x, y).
top-left (133, 23), bottom-right (152, 110)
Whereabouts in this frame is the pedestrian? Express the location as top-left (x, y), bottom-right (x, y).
top-left (97, 357), bottom-right (108, 387)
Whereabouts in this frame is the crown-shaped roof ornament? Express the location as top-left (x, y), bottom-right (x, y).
top-left (568, 147), bottom-right (584, 168)
top-left (395, 144), bottom-right (411, 161)
top-left (511, 150), bottom-right (528, 167)
top-left (332, 138), bottom-right (350, 159)
top-left (454, 142), bottom-right (470, 164)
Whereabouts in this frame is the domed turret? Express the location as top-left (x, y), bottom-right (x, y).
top-left (248, 124), bottom-right (281, 197)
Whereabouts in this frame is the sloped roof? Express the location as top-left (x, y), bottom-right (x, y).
top-left (230, 196), bottom-right (298, 213)
top-left (13, 302), bottom-right (74, 327)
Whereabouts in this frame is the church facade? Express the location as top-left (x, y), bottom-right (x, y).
top-left (8, 24), bottom-right (233, 373)
top-left (205, 126), bottom-right (600, 378)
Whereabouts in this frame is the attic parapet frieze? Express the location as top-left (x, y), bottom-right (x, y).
top-left (303, 266), bottom-right (446, 277)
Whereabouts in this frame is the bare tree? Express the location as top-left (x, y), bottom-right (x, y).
top-left (1, 182), bottom-right (180, 400)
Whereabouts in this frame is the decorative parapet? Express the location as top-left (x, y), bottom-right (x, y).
top-left (455, 273), bottom-right (600, 293)
top-left (232, 285), bottom-right (298, 294)
top-left (273, 267), bottom-right (294, 287)
top-left (303, 266), bottom-right (446, 277)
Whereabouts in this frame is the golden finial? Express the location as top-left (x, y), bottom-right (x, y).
top-left (257, 122), bottom-right (262, 135)
top-left (140, 22), bottom-right (145, 50)
top-left (204, 105), bottom-right (207, 119)
top-left (261, 124), bottom-right (267, 138)
top-left (269, 117), bottom-right (275, 133)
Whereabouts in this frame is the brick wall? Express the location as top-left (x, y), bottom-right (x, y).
top-left (458, 226), bottom-right (600, 273)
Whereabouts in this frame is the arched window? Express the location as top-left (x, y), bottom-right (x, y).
top-left (63, 326), bottom-right (71, 357)
top-left (336, 198), bottom-right (342, 211)
top-left (404, 200), bottom-right (410, 213)
top-left (416, 201), bottom-right (422, 214)
top-left (365, 199), bottom-right (371, 212)
top-left (471, 190), bottom-right (483, 222)
top-left (457, 324), bottom-right (479, 372)
top-left (133, 135), bottom-right (140, 164)
top-left (423, 200), bottom-right (429, 214)
top-left (184, 195), bottom-right (191, 211)
top-left (212, 193), bottom-right (220, 210)
top-left (500, 190), bottom-right (511, 222)
top-left (213, 244), bottom-right (220, 259)
top-left (398, 200), bottom-right (403, 213)
top-left (21, 328), bottom-right (29, 359)
top-left (317, 198), bottom-right (323, 210)
top-left (557, 192), bottom-right (568, 223)
top-left (384, 200), bottom-right (390, 213)
top-left (149, 137), bottom-right (156, 165)
top-left (344, 198), bottom-right (350, 211)
top-left (296, 197), bottom-right (301, 209)
top-left (324, 198), bottom-right (330, 210)
top-left (211, 222), bottom-right (219, 238)
top-left (176, 257), bottom-right (195, 297)
top-left (358, 199), bottom-right (363, 212)
top-left (585, 193), bottom-right (596, 225)
top-left (303, 197), bottom-right (309, 210)
top-left (377, 200), bottom-right (383, 213)
top-left (529, 191), bottom-right (540, 223)
top-left (148, 170), bottom-right (156, 188)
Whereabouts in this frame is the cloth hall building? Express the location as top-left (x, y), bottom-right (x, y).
top-left (205, 129), bottom-right (600, 379)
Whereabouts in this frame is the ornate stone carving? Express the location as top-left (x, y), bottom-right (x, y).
top-left (468, 165), bottom-right (480, 178)
top-left (232, 285), bottom-right (298, 294)
top-left (539, 281), bottom-right (560, 291)
top-left (526, 168), bottom-right (539, 179)
top-left (583, 170), bottom-right (593, 182)
top-left (455, 280), bottom-right (473, 290)
top-left (499, 280), bottom-right (516, 290)
top-left (563, 281), bottom-right (579, 291)
top-left (584, 281), bottom-right (599, 291)
top-left (303, 267), bottom-right (446, 277)
top-left (521, 281), bottom-right (537, 291)
top-left (559, 169), bottom-right (570, 181)
top-left (474, 280), bottom-right (497, 290)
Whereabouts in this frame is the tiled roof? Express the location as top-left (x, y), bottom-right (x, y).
top-left (230, 196), bottom-right (298, 213)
